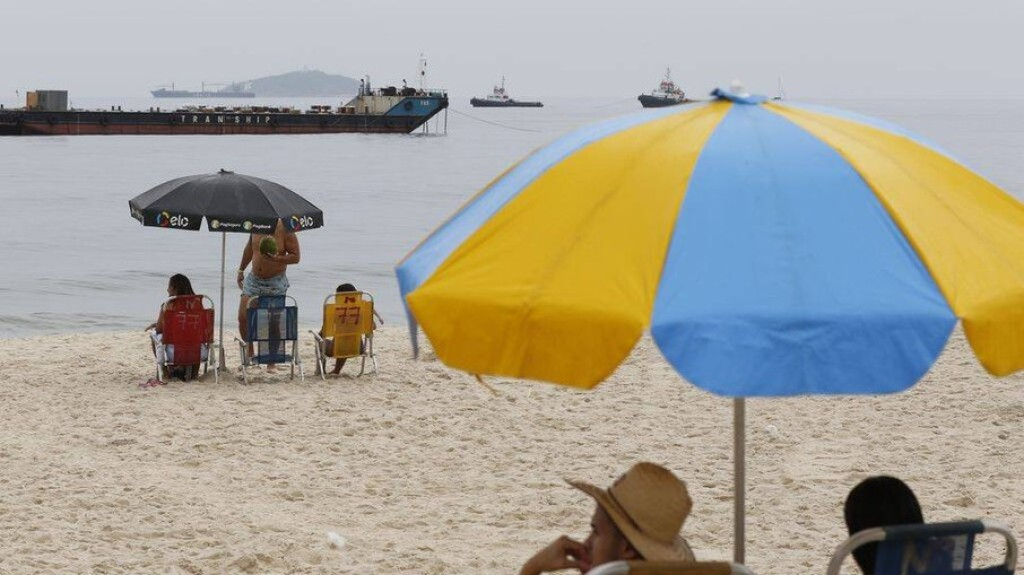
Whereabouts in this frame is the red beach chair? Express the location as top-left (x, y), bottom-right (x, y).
top-left (151, 294), bottom-right (217, 383)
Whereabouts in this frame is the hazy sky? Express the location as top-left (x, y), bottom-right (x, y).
top-left (2, 0), bottom-right (1021, 100)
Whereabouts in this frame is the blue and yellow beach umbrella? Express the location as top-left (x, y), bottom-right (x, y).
top-left (398, 88), bottom-right (1024, 397)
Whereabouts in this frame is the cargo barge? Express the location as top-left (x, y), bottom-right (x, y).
top-left (0, 86), bottom-right (448, 136)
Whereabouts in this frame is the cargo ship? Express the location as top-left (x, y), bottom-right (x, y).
top-left (0, 84), bottom-right (448, 136)
top-left (470, 77), bottom-right (542, 108)
top-left (151, 82), bottom-right (256, 98)
top-left (638, 68), bottom-right (691, 108)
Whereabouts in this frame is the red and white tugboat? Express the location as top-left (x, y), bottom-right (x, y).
top-left (638, 68), bottom-right (690, 108)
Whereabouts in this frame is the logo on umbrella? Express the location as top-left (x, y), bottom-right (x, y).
top-left (288, 215), bottom-right (314, 231)
top-left (157, 211), bottom-right (190, 228)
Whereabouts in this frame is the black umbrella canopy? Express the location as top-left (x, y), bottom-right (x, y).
top-left (129, 169), bottom-right (324, 234)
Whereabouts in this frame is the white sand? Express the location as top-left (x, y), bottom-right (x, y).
top-left (0, 327), bottom-right (1019, 574)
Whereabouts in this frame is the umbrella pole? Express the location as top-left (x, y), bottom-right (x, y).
top-left (218, 232), bottom-right (227, 371)
top-left (734, 397), bottom-right (746, 565)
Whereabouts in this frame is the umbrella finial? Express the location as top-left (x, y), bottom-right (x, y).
top-left (711, 81), bottom-right (768, 105)
top-left (730, 79), bottom-right (750, 98)
top-left (218, 168), bottom-right (234, 175)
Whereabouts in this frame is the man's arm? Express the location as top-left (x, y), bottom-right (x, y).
top-left (273, 232), bottom-right (300, 265)
top-left (237, 236), bottom-right (253, 288)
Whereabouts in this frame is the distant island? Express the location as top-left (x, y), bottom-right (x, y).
top-left (242, 69), bottom-right (360, 97)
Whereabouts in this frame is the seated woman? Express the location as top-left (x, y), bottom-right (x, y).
top-left (145, 273), bottom-right (206, 383)
top-left (520, 462), bottom-right (694, 575)
top-left (844, 476), bottom-right (924, 574)
top-left (324, 283), bottom-right (383, 375)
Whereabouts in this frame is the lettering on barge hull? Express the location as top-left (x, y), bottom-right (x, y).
top-left (181, 115), bottom-right (274, 124)
top-left (16, 119), bottom-right (419, 135)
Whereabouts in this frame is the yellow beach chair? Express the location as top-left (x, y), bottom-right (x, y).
top-left (310, 290), bottom-right (378, 379)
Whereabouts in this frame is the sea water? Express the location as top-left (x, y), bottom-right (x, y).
top-left (1, 96), bottom-right (1022, 338)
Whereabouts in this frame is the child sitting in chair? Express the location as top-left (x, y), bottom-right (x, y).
top-left (325, 283), bottom-right (382, 375)
top-left (844, 476), bottom-right (924, 574)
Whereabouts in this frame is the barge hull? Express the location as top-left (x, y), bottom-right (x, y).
top-left (0, 96), bottom-right (448, 136)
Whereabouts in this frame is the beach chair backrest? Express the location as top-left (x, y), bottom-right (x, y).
top-left (322, 291), bottom-right (374, 359)
top-left (586, 561), bottom-right (752, 575)
top-left (827, 520), bottom-right (1018, 575)
top-left (247, 295), bottom-right (299, 364)
top-left (162, 295), bottom-right (213, 366)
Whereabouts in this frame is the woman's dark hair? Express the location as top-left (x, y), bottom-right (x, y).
top-left (169, 273), bottom-right (196, 297)
top-left (336, 283), bottom-right (356, 293)
top-left (844, 476), bottom-right (924, 574)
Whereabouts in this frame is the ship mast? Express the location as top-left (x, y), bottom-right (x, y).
top-left (418, 53), bottom-right (427, 92)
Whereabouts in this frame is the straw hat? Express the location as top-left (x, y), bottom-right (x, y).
top-left (567, 462), bottom-right (695, 562)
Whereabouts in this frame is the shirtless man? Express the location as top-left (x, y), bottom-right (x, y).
top-left (236, 219), bottom-right (301, 360)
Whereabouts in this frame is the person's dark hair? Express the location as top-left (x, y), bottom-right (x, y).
top-left (844, 476), bottom-right (924, 574)
top-left (169, 274), bottom-right (196, 297)
top-left (336, 283), bottom-right (356, 293)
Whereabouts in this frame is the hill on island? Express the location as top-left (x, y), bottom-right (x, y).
top-left (241, 70), bottom-right (361, 97)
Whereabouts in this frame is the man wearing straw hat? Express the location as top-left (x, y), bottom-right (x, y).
top-left (520, 462), bottom-right (695, 575)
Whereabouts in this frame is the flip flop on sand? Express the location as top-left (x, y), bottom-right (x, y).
top-left (138, 378), bottom-right (165, 389)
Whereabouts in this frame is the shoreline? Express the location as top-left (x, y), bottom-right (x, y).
top-left (0, 327), bottom-right (1019, 574)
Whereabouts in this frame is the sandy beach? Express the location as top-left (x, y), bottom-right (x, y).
top-left (0, 326), bottom-right (1019, 574)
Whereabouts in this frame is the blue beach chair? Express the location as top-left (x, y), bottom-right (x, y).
top-left (234, 295), bottom-right (303, 383)
top-left (586, 561), bottom-right (755, 575)
top-left (827, 520), bottom-right (1018, 575)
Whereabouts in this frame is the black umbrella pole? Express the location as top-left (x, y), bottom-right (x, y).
top-left (734, 397), bottom-right (746, 564)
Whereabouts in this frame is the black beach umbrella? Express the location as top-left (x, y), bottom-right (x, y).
top-left (129, 169), bottom-right (324, 369)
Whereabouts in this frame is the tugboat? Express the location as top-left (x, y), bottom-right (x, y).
top-left (470, 77), bottom-right (543, 108)
top-left (638, 68), bottom-right (690, 108)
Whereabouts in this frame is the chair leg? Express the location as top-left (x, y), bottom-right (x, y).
top-left (237, 340), bottom-right (249, 385)
top-left (310, 333), bottom-right (324, 380)
top-left (365, 335), bottom-right (377, 375)
top-left (212, 345), bottom-right (219, 384)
